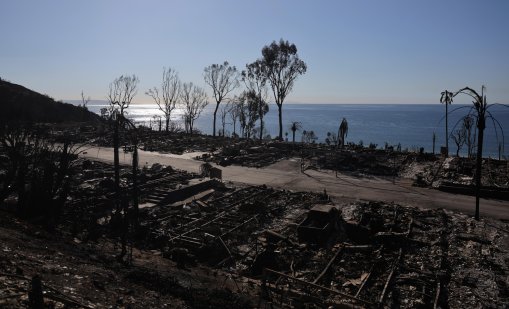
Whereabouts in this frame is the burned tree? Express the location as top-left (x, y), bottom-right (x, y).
top-left (204, 61), bottom-right (239, 137)
top-left (107, 74), bottom-right (139, 201)
top-left (146, 67), bottom-right (181, 132)
top-left (237, 91), bottom-right (264, 139)
top-left (289, 121), bottom-right (302, 144)
top-left (440, 90), bottom-right (453, 157)
top-left (446, 86), bottom-right (506, 220)
top-left (337, 118), bottom-right (349, 149)
top-left (432, 132), bottom-right (436, 154)
top-left (463, 115), bottom-right (476, 158)
top-left (261, 39), bottom-right (307, 140)
top-left (451, 127), bottom-right (466, 157)
top-left (219, 103), bottom-right (230, 137)
top-left (228, 96), bottom-right (243, 137)
top-left (242, 60), bottom-right (269, 141)
top-left (80, 90), bottom-right (90, 109)
top-left (107, 74), bottom-right (139, 116)
top-left (0, 125), bottom-right (81, 228)
top-left (180, 82), bottom-right (208, 134)
top-left (106, 74), bottom-right (139, 258)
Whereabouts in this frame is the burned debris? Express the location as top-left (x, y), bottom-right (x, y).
top-left (1, 126), bottom-right (508, 308)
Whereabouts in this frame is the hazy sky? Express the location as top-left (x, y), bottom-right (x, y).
top-left (1, 0), bottom-right (508, 104)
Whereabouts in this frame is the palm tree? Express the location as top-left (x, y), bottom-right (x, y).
top-left (440, 90), bottom-right (454, 157)
top-left (446, 86), bottom-right (506, 220)
top-left (337, 118), bottom-right (348, 149)
top-left (289, 121), bottom-right (302, 143)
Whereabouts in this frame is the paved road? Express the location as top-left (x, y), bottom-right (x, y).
top-left (80, 146), bottom-right (509, 220)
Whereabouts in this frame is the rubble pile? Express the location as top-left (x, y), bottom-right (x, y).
top-left (245, 202), bottom-right (509, 308)
top-left (414, 156), bottom-right (509, 199)
top-left (138, 185), bottom-right (325, 269)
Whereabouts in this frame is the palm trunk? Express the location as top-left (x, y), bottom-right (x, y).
top-left (474, 116), bottom-right (485, 221)
top-left (445, 103), bottom-right (449, 157)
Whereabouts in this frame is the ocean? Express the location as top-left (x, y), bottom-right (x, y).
top-left (86, 103), bottom-right (509, 158)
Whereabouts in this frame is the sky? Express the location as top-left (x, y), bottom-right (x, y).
top-left (1, 0), bottom-right (508, 104)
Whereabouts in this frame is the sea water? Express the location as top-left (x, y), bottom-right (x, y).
top-left (86, 103), bottom-right (509, 158)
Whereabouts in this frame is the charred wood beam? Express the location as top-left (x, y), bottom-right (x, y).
top-left (207, 187), bottom-right (250, 204)
top-left (225, 189), bottom-right (274, 209)
top-left (168, 212), bottom-right (230, 242)
top-left (355, 263), bottom-right (375, 297)
top-left (217, 236), bottom-right (233, 259)
top-left (312, 245), bottom-right (343, 284)
top-left (379, 248), bottom-right (403, 305)
top-left (433, 281), bottom-right (441, 309)
top-left (261, 229), bottom-right (298, 247)
top-left (221, 216), bottom-right (258, 238)
top-left (263, 268), bottom-right (373, 306)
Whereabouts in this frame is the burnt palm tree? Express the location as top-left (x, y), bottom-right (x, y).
top-left (337, 118), bottom-right (349, 149)
top-left (446, 86), bottom-right (506, 220)
top-left (289, 121), bottom-right (302, 143)
top-left (440, 90), bottom-right (454, 157)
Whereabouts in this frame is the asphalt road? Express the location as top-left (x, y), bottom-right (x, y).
top-left (80, 146), bottom-right (509, 220)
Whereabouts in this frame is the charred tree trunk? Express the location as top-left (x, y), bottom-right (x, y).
top-left (132, 143), bottom-right (139, 229)
top-left (113, 119), bottom-right (120, 213)
top-left (259, 96), bottom-right (264, 141)
top-left (474, 116), bottom-right (485, 221)
top-left (213, 102), bottom-right (219, 137)
top-left (445, 102), bottom-right (449, 157)
top-left (28, 275), bottom-right (44, 309)
top-left (277, 103), bottom-right (283, 140)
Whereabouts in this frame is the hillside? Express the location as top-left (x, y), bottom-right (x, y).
top-left (0, 78), bottom-right (101, 123)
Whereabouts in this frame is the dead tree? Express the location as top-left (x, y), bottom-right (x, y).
top-left (180, 82), bottom-right (208, 134)
top-left (219, 103), bottom-right (230, 137)
top-left (107, 74), bottom-right (139, 116)
top-left (80, 91), bottom-right (90, 109)
top-left (228, 96), bottom-right (243, 137)
top-left (440, 90), bottom-right (454, 157)
top-left (0, 125), bottom-right (81, 226)
top-left (107, 74), bottom-right (139, 212)
top-left (448, 86), bottom-right (506, 220)
top-left (451, 127), bottom-right (466, 157)
top-left (463, 115), bottom-right (475, 158)
top-left (289, 121), bottom-right (302, 144)
top-left (113, 117), bottom-right (139, 262)
top-left (204, 61), bottom-right (239, 137)
top-left (146, 67), bottom-right (180, 132)
top-left (242, 60), bottom-right (269, 141)
top-left (432, 132), bottom-right (436, 154)
top-left (337, 118), bottom-right (349, 149)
